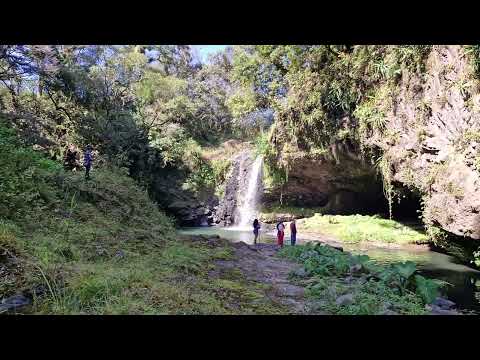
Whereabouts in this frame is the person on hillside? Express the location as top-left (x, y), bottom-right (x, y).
top-left (290, 219), bottom-right (297, 246)
top-left (276, 221), bottom-right (285, 248)
top-left (84, 145), bottom-right (94, 180)
top-left (253, 218), bottom-right (261, 245)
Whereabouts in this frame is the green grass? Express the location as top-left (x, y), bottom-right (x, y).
top-left (304, 276), bottom-right (427, 315)
top-left (29, 237), bottom-right (285, 315)
top-left (298, 214), bottom-right (428, 245)
top-left (4, 173), bottom-right (287, 315)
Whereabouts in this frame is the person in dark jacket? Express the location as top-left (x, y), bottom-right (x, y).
top-left (253, 219), bottom-right (261, 245)
top-left (290, 219), bottom-right (297, 246)
top-left (84, 145), bottom-right (93, 180)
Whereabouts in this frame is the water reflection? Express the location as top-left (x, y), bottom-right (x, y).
top-left (179, 226), bottom-right (277, 244)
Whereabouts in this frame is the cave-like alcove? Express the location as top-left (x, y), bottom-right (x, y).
top-left (390, 184), bottom-right (423, 222)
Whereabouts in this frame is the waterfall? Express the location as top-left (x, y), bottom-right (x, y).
top-left (235, 155), bottom-right (263, 229)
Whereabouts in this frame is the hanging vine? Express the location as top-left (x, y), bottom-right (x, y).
top-left (376, 152), bottom-right (395, 219)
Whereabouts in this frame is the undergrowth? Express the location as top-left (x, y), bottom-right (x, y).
top-left (279, 242), bottom-right (443, 314)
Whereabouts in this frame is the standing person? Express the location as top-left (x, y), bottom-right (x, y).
top-left (276, 221), bottom-right (285, 248)
top-left (84, 145), bottom-right (93, 180)
top-left (290, 219), bottom-right (297, 246)
top-left (252, 219), bottom-right (261, 245)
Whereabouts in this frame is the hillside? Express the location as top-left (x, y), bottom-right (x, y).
top-left (1, 119), bottom-right (301, 314)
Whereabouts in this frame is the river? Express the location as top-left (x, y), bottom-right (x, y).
top-left (179, 226), bottom-right (480, 314)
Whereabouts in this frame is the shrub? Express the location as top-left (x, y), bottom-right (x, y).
top-left (279, 242), bottom-right (443, 313)
top-left (0, 121), bottom-right (62, 219)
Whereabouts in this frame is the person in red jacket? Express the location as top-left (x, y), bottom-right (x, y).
top-left (276, 222), bottom-right (285, 248)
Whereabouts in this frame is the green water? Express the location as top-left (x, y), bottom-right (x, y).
top-left (179, 226), bottom-right (480, 313)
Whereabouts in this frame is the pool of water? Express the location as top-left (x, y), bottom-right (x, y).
top-left (178, 226), bottom-right (480, 313)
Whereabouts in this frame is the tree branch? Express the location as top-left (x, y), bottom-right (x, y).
top-left (45, 89), bottom-right (73, 123)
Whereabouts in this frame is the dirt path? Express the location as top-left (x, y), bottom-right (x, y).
top-left (213, 242), bottom-right (315, 314)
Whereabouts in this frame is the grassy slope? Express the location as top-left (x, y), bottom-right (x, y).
top-left (296, 214), bottom-right (428, 246)
top-left (0, 121), bottom-right (285, 314)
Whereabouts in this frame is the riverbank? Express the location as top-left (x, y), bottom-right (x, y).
top-left (277, 242), bottom-right (462, 315)
top-left (181, 226), bottom-right (468, 314)
top-left (260, 213), bottom-right (429, 250)
top-left (215, 238), bottom-right (461, 315)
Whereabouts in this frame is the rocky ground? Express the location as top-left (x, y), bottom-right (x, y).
top-left (211, 242), bottom-right (316, 314)
top-left (210, 238), bottom-right (461, 316)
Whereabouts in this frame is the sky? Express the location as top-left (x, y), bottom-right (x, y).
top-left (190, 45), bottom-right (228, 63)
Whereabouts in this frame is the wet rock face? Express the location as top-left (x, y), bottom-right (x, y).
top-left (152, 174), bottom-right (219, 227)
top-left (215, 150), bottom-right (255, 226)
top-left (263, 141), bottom-right (386, 214)
top-left (373, 46), bottom-right (480, 245)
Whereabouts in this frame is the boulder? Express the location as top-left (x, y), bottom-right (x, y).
top-left (431, 306), bottom-right (460, 315)
top-left (0, 294), bottom-right (31, 313)
top-left (292, 268), bottom-right (308, 278)
top-left (349, 264), bottom-right (362, 273)
top-left (432, 297), bottom-right (456, 310)
top-left (25, 284), bottom-right (48, 298)
top-left (309, 300), bottom-right (327, 312)
top-left (335, 293), bottom-right (354, 306)
top-left (95, 246), bottom-right (108, 257)
top-left (114, 249), bottom-right (125, 259)
top-left (152, 176), bottom-right (219, 227)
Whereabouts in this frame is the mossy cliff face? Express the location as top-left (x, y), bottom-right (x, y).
top-left (266, 46), bottom-right (480, 264)
top-left (214, 150), bottom-right (253, 226)
top-left (367, 46), bottom-right (480, 248)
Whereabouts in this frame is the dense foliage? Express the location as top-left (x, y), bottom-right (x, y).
top-left (0, 46), bottom-right (249, 206)
top-left (1, 121), bottom-right (290, 314)
top-left (0, 45), bottom-right (436, 203)
top-left (279, 242), bottom-right (443, 314)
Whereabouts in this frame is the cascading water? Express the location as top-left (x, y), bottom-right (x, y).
top-left (235, 155), bottom-right (263, 229)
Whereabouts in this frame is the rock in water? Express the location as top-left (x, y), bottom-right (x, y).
top-left (430, 305), bottom-right (460, 315)
top-left (335, 294), bottom-right (354, 306)
top-left (432, 297), bottom-right (456, 310)
top-left (0, 294), bottom-right (31, 313)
